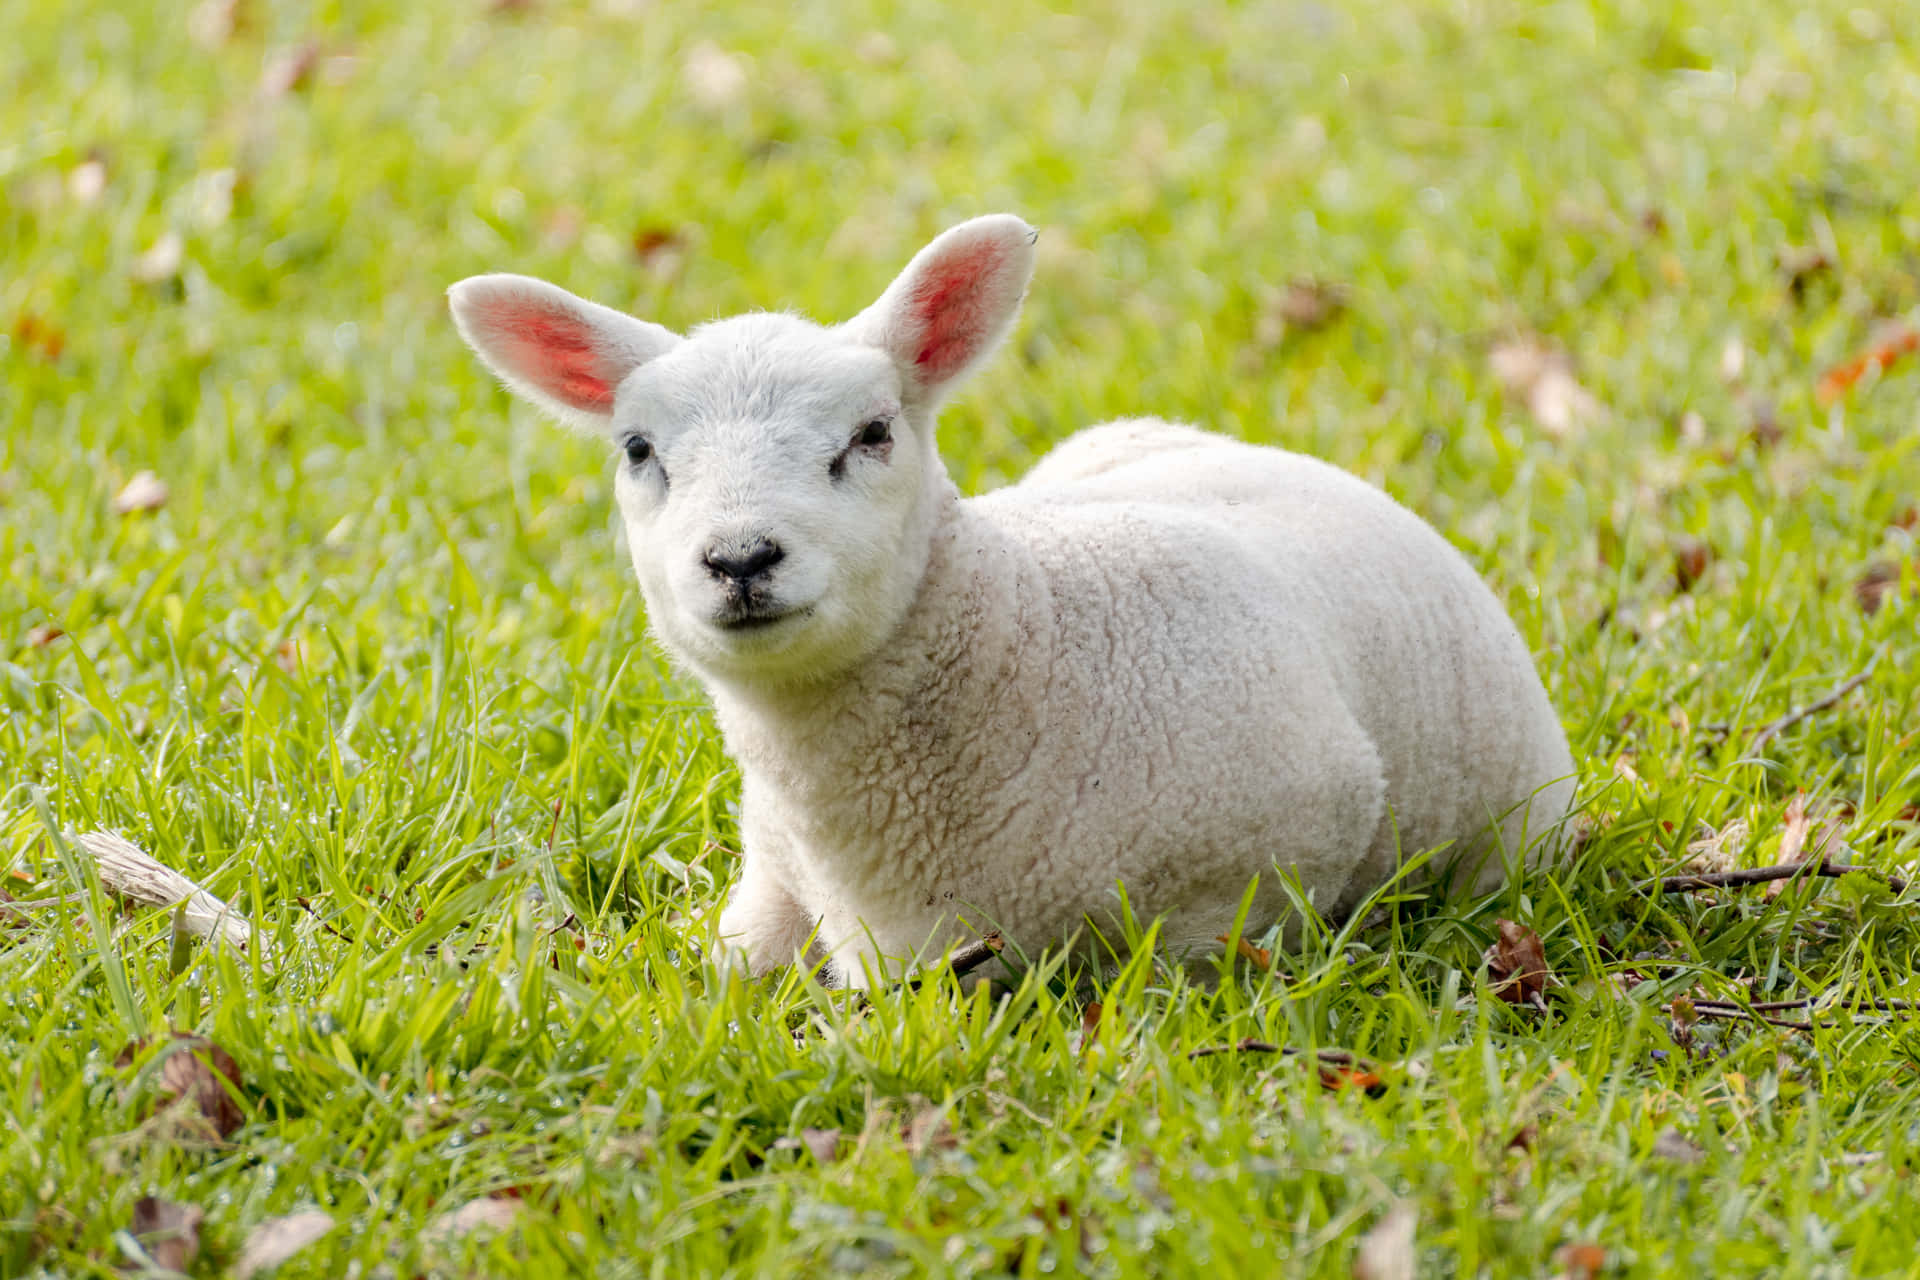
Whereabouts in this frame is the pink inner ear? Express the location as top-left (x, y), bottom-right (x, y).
top-left (479, 303), bottom-right (616, 412)
top-left (909, 240), bottom-right (1008, 385)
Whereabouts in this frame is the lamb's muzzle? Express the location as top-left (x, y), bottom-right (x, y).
top-left (448, 213), bottom-right (1578, 989)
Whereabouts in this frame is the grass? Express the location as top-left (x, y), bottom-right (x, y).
top-left (4, 0), bottom-right (1919, 1273)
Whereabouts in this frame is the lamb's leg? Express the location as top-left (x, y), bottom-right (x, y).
top-left (712, 861), bottom-right (816, 977)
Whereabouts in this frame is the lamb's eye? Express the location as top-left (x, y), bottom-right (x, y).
top-left (857, 418), bottom-right (892, 447)
top-left (623, 434), bottom-right (652, 465)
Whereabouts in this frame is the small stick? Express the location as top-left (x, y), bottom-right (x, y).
top-left (1676, 1004), bottom-right (1818, 1032)
top-left (1750, 663), bottom-right (1877, 752)
top-left (1645, 859), bottom-right (1908, 896)
top-left (56, 831), bottom-right (254, 948)
top-left (900, 932), bottom-right (1006, 989)
top-left (1691, 997), bottom-right (1915, 1014)
top-left (1186, 1039), bottom-right (1362, 1065)
top-left (1698, 657), bottom-right (1877, 746)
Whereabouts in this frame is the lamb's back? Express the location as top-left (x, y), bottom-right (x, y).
top-left (986, 419), bottom-right (1575, 903)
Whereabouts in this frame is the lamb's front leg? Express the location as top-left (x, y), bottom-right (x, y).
top-left (712, 856), bottom-right (816, 977)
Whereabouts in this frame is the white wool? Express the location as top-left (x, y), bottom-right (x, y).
top-left (449, 215), bottom-right (1576, 988)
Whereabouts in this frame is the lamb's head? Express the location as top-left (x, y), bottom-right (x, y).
top-left (448, 215), bottom-right (1036, 688)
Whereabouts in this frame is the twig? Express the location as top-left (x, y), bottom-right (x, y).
top-left (939, 932), bottom-right (1004, 980)
top-left (1691, 997), bottom-right (1916, 1013)
top-left (1185, 1039), bottom-right (1361, 1065)
top-left (1676, 1004), bottom-right (1818, 1032)
top-left (27, 832), bottom-right (253, 948)
top-left (1702, 660), bottom-right (1879, 747)
top-left (1645, 858), bottom-right (1908, 896)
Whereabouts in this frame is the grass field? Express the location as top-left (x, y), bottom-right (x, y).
top-left (5, 0), bottom-right (1919, 1274)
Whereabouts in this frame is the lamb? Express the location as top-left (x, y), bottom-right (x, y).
top-left (448, 214), bottom-right (1577, 989)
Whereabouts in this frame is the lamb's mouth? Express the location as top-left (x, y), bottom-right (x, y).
top-left (713, 604), bottom-right (807, 632)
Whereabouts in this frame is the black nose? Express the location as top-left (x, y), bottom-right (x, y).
top-left (703, 538), bottom-right (784, 583)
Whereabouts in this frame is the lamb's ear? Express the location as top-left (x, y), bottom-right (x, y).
top-left (847, 214), bottom-right (1037, 406)
top-left (447, 274), bottom-right (680, 431)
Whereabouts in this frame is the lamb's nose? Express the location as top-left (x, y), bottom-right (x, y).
top-left (702, 538), bottom-right (784, 583)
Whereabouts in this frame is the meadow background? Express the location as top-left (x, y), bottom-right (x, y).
top-left (3, 0), bottom-right (1918, 1274)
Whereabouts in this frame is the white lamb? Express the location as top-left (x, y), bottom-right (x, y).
top-left (448, 215), bottom-right (1576, 988)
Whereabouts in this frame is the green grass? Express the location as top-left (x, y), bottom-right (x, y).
top-left (5, 0), bottom-right (1919, 1274)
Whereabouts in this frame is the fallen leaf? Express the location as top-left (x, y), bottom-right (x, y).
top-left (1777, 792), bottom-right (1814, 866)
top-left (1778, 245), bottom-right (1833, 300)
top-left (130, 1195), bottom-right (204, 1272)
top-left (1743, 393), bottom-right (1785, 449)
top-left (1319, 1065), bottom-right (1388, 1096)
top-left (1485, 919), bottom-right (1554, 1009)
top-left (1080, 1000), bottom-right (1104, 1049)
top-left (1856, 560), bottom-right (1902, 614)
top-left (112, 471), bottom-right (170, 514)
top-left (188, 0), bottom-right (244, 48)
top-left (1255, 279), bottom-right (1349, 349)
top-left (1506, 1124), bottom-right (1538, 1154)
top-left (1672, 537), bottom-right (1713, 592)
top-left (1352, 1202), bottom-right (1416, 1280)
top-left (902, 1104), bottom-right (958, 1157)
top-left (11, 313), bottom-right (66, 361)
top-left (1684, 818), bottom-right (1749, 874)
top-left (131, 232), bottom-right (185, 285)
top-left (427, 1195), bottom-right (523, 1243)
top-left (799, 1127), bottom-right (843, 1163)
top-left (1490, 336), bottom-right (1604, 438)
top-left (1218, 933), bottom-right (1272, 969)
top-left (854, 31), bottom-right (900, 65)
top-left (1555, 1241), bottom-right (1608, 1280)
top-left (683, 41), bottom-right (748, 113)
top-left (1818, 324), bottom-right (1919, 405)
top-left (115, 1032), bottom-right (246, 1139)
top-left (632, 224), bottom-right (690, 277)
top-left (259, 42), bottom-right (322, 98)
top-left (25, 624), bottom-right (65, 649)
top-left (274, 638), bottom-right (302, 673)
top-left (234, 1209), bottom-right (334, 1278)
top-left (67, 155), bottom-right (108, 205)
top-left (1650, 1127), bottom-right (1705, 1164)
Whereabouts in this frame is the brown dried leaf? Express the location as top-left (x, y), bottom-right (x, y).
top-left (632, 224), bottom-right (691, 278)
top-left (1672, 537), bottom-right (1713, 593)
top-left (1218, 933), bottom-right (1273, 969)
top-left (1319, 1065), bottom-right (1388, 1096)
top-left (1080, 1000), bottom-right (1104, 1049)
top-left (11, 313), bottom-right (67, 361)
top-left (1778, 245), bottom-right (1833, 300)
top-left (1505, 1123), bottom-right (1538, 1153)
top-left (234, 1209), bottom-right (334, 1278)
top-left (116, 1031), bottom-right (246, 1139)
top-left (1352, 1202), bottom-right (1416, 1280)
top-left (1490, 336), bottom-right (1604, 439)
top-left (1485, 919), bottom-right (1554, 1008)
top-left (25, 624), bottom-right (65, 649)
top-left (1856, 560), bottom-right (1902, 614)
top-left (1777, 792), bottom-right (1814, 866)
top-left (130, 1195), bottom-right (204, 1272)
top-left (1555, 1241), bottom-right (1608, 1280)
top-left (112, 470), bottom-right (170, 514)
top-left (1818, 324), bottom-right (1919, 405)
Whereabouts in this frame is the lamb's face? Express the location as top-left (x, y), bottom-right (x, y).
top-left (449, 214), bottom-right (1037, 691)
top-left (609, 316), bottom-right (943, 686)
